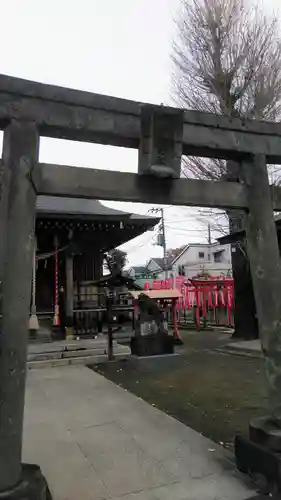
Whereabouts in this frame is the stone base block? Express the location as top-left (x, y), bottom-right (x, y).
top-left (28, 329), bottom-right (38, 340)
top-left (130, 334), bottom-right (174, 357)
top-left (0, 463), bottom-right (51, 500)
top-left (247, 496), bottom-right (281, 499)
top-left (235, 434), bottom-right (281, 493)
top-left (51, 326), bottom-right (65, 341)
top-left (250, 416), bottom-right (281, 452)
top-left (173, 338), bottom-right (184, 346)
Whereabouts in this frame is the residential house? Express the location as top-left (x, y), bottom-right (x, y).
top-left (126, 264), bottom-right (160, 288)
top-left (127, 266), bottom-right (147, 279)
top-left (145, 257), bottom-right (175, 279)
top-left (127, 242), bottom-right (232, 289)
top-left (145, 243), bottom-right (232, 281)
top-left (181, 243), bottom-right (232, 279)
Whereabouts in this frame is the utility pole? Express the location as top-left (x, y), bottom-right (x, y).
top-left (208, 223), bottom-right (212, 262)
top-left (148, 207), bottom-right (168, 279)
top-left (160, 208), bottom-right (168, 280)
top-left (208, 223), bottom-right (211, 245)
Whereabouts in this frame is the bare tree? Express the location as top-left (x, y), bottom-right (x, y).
top-left (104, 249), bottom-right (127, 276)
top-left (166, 245), bottom-right (187, 261)
top-left (173, 0), bottom-right (281, 180)
top-left (172, 0), bottom-right (281, 339)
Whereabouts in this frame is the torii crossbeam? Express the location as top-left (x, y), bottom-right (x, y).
top-left (0, 73), bottom-right (281, 496)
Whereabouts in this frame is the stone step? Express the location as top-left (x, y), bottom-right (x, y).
top-left (28, 338), bottom-right (119, 354)
top-left (215, 346), bottom-right (262, 359)
top-left (28, 347), bottom-right (109, 362)
top-left (27, 337), bottom-right (130, 366)
top-left (27, 351), bottom-right (130, 370)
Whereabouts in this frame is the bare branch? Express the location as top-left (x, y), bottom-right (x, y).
top-left (172, 0), bottom-right (281, 236)
top-left (172, 0), bottom-right (281, 179)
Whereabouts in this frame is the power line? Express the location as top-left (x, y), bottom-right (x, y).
top-left (164, 215), bottom-right (226, 224)
top-left (165, 220), bottom-right (203, 225)
top-left (166, 223), bottom-right (225, 232)
top-left (122, 234), bottom-right (156, 255)
top-left (165, 226), bottom-right (210, 233)
top-left (146, 205), bottom-right (174, 216)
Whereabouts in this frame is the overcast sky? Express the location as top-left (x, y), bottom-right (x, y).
top-left (0, 0), bottom-right (279, 266)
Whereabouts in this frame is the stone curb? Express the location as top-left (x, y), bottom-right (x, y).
top-left (27, 352), bottom-right (130, 370)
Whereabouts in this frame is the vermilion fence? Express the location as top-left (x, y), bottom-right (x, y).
top-left (143, 276), bottom-right (234, 328)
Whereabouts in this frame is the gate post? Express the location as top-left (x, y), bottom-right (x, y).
top-left (238, 155), bottom-right (281, 450)
top-left (0, 150), bottom-right (11, 332)
top-left (0, 120), bottom-right (48, 497)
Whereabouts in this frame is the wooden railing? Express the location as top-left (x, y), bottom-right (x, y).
top-left (72, 289), bottom-right (134, 337)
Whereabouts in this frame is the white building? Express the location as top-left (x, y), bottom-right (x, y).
top-left (145, 242), bottom-right (232, 281)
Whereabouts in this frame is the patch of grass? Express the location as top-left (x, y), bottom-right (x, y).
top-left (90, 331), bottom-right (268, 450)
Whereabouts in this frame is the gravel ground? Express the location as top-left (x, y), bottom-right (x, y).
top-left (90, 330), bottom-right (268, 451)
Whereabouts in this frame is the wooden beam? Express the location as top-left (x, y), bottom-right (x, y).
top-left (0, 74), bottom-right (281, 161)
top-left (38, 163), bottom-right (249, 210)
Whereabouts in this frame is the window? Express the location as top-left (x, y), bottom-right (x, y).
top-left (178, 265), bottom-right (185, 276)
top-left (198, 252), bottom-right (205, 259)
top-left (214, 250), bottom-right (224, 263)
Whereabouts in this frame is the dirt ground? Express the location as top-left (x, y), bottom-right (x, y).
top-left (90, 330), bottom-right (268, 450)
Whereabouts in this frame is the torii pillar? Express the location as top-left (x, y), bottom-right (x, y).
top-left (0, 120), bottom-right (49, 498)
top-left (235, 154), bottom-right (281, 483)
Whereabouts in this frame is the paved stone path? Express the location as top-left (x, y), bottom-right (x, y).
top-left (23, 366), bottom-right (256, 500)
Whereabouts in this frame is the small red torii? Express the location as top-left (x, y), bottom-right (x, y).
top-left (143, 275), bottom-right (234, 330)
top-left (185, 277), bottom-right (234, 329)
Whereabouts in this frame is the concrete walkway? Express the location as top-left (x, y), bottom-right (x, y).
top-left (230, 339), bottom-right (261, 353)
top-left (217, 339), bottom-right (261, 358)
top-left (23, 366), bottom-right (256, 500)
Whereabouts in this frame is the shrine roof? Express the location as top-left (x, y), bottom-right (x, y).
top-left (36, 196), bottom-right (159, 226)
top-left (217, 213), bottom-right (281, 245)
top-left (130, 289), bottom-right (182, 300)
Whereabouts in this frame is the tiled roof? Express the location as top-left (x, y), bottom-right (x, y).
top-left (151, 257), bottom-right (175, 270)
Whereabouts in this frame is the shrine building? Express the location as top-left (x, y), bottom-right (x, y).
top-left (34, 195), bottom-right (159, 333)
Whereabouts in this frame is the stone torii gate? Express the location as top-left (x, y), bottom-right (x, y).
top-left (1, 74), bottom-right (281, 496)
